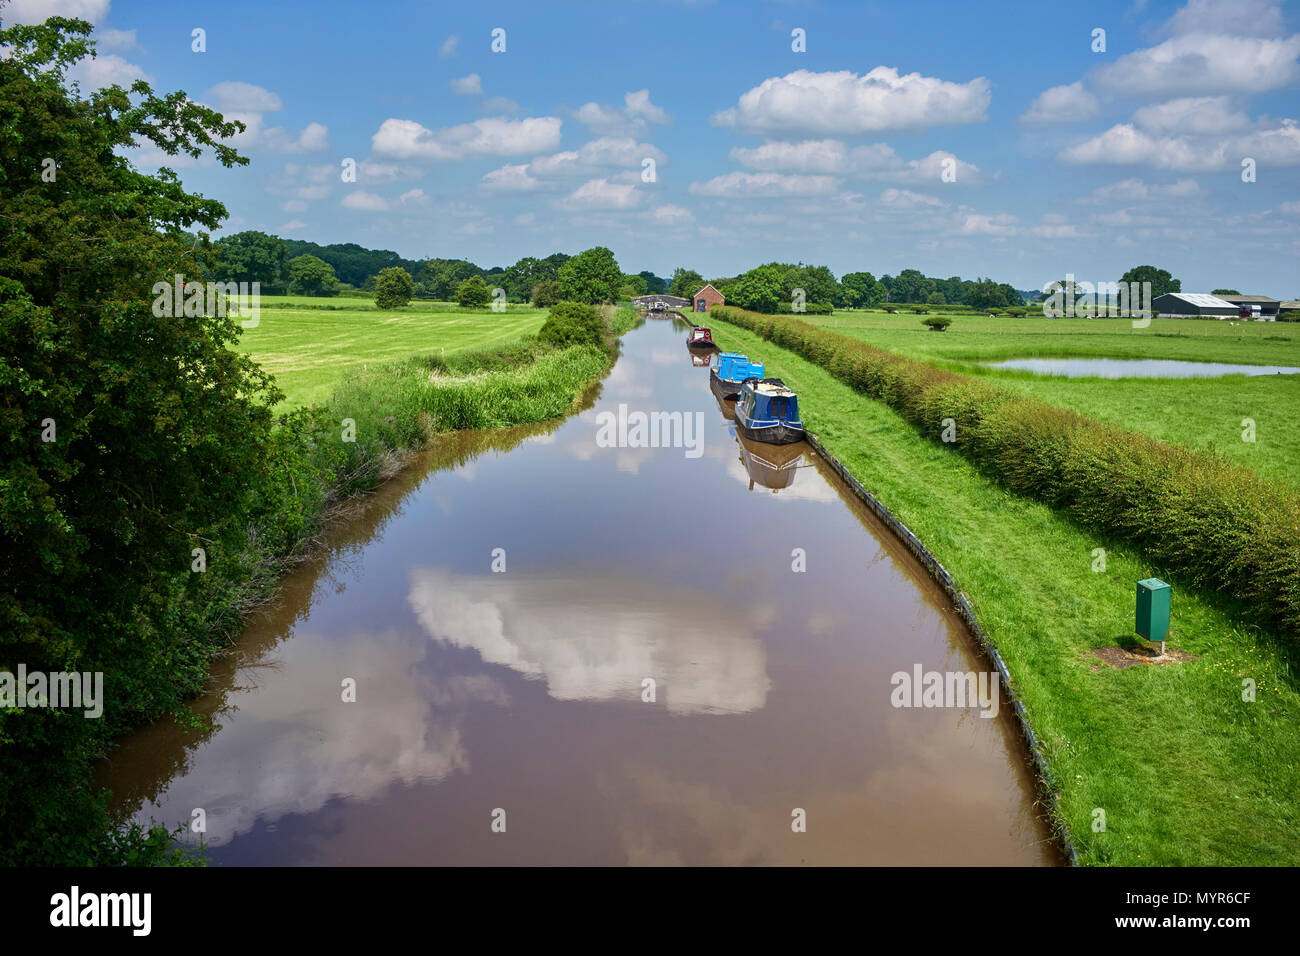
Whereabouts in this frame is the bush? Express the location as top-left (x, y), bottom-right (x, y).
top-left (531, 279), bottom-right (563, 308)
top-left (538, 301), bottom-right (608, 353)
top-left (923, 316), bottom-right (951, 331)
top-left (456, 275), bottom-right (493, 309)
top-left (710, 305), bottom-right (1300, 639)
top-left (374, 266), bottom-right (414, 309)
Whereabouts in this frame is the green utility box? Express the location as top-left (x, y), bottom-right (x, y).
top-left (1136, 578), bottom-right (1171, 641)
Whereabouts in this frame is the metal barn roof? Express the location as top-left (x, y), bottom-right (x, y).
top-left (1159, 293), bottom-right (1238, 308)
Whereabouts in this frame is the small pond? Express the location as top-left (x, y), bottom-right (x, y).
top-left (982, 358), bottom-right (1300, 379)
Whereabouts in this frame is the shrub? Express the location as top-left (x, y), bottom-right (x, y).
top-left (538, 301), bottom-right (607, 353)
top-left (923, 316), bottom-right (951, 331)
top-left (456, 275), bottom-right (493, 309)
top-left (374, 266), bottom-right (414, 309)
top-left (531, 279), bottom-right (563, 308)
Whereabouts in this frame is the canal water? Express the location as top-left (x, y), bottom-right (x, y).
top-left (98, 316), bottom-right (1059, 865)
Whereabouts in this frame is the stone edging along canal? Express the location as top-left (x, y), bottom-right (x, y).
top-left (803, 432), bottom-right (1079, 866)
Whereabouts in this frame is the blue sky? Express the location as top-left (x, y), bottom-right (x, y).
top-left (10, 0), bottom-right (1300, 293)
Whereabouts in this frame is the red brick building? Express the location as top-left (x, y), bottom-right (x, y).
top-left (692, 283), bottom-right (725, 313)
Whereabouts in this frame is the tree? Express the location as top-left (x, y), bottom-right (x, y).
top-left (927, 291), bottom-right (946, 305)
top-left (728, 265), bottom-right (784, 313)
top-left (374, 266), bottom-right (414, 308)
top-left (1212, 289), bottom-right (1240, 296)
top-left (537, 301), bottom-right (607, 352)
top-left (840, 271), bottom-right (877, 308)
top-left (214, 230), bottom-right (289, 292)
top-left (621, 273), bottom-right (648, 296)
top-left (456, 274), bottom-right (492, 308)
top-left (966, 278), bottom-right (1006, 311)
top-left (286, 253), bottom-right (338, 296)
top-left (531, 279), bottom-right (562, 307)
top-left (638, 271), bottom-right (667, 294)
top-left (1120, 265), bottom-right (1181, 299)
top-left (557, 246), bottom-right (622, 304)
top-left (890, 269), bottom-right (933, 304)
top-left (669, 267), bottom-right (705, 299)
top-left (0, 14), bottom-right (274, 863)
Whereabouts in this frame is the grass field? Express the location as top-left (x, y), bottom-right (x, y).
top-left (807, 311), bottom-right (1300, 487)
top-left (712, 320), bottom-right (1300, 866)
top-left (235, 296), bottom-right (547, 407)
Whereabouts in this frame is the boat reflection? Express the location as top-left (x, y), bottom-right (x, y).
top-left (736, 433), bottom-right (810, 493)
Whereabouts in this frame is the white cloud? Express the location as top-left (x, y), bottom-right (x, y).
top-left (652, 204), bottom-right (694, 225)
top-left (452, 73), bottom-right (483, 95)
top-left (399, 188), bottom-right (429, 207)
top-left (439, 35), bottom-right (459, 57)
top-left (5, 0), bottom-right (109, 23)
top-left (95, 27), bottom-right (136, 51)
top-left (1280, 200), bottom-right (1300, 214)
top-left (1131, 96), bottom-right (1251, 134)
top-left (688, 171), bottom-right (838, 197)
top-left (880, 188), bottom-right (946, 208)
top-left (260, 121), bottom-right (329, 153)
top-left (959, 213), bottom-right (1018, 236)
top-left (1160, 0), bottom-right (1286, 39)
top-left (728, 139), bottom-right (981, 184)
top-left (281, 199), bottom-right (308, 213)
top-left (563, 178), bottom-right (641, 209)
top-left (372, 116), bottom-right (563, 160)
top-left (482, 96), bottom-right (521, 114)
top-left (1083, 177), bottom-right (1202, 202)
top-left (480, 163), bottom-right (539, 191)
top-left (203, 81), bottom-right (283, 113)
top-left (1092, 32), bottom-right (1300, 96)
top-left (1019, 82), bottom-right (1100, 125)
top-left (341, 190), bottom-right (391, 211)
top-left (357, 160), bottom-right (422, 183)
top-left (711, 67), bottom-right (991, 133)
top-left (279, 218), bottom-right (308, 231)
top-left (575, 89), bottom-right (672, 133)
top-left (68, 52), bottom-right (151, 89)
top-left (1060, 119), bottom-right (1300, 171)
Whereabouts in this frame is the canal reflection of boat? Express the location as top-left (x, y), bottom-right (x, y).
top-left (734, 377), bottom-right (806, 444)
top-left (711, 381), bottom-right (737, 420)
top-left (709, 352), bottom-right (764, 401)
top-left (690, 349), bottom-right (714, 367)
top-left (736, 433), bottom-right (808, 492)
top-left (686, 325), bottom-right (716, 349)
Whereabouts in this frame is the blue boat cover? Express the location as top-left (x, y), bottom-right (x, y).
top-left (738, 382), bottom-right (803, 427)
top-left (718, 352), bottom-right (764, 382)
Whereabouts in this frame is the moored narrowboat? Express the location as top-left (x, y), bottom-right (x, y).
top-left (709, 352), bottom-right (765, 401)
top-left (686, 325), bottom-right (715, 349)
top-left (734, 377), bottom-right (805, 445)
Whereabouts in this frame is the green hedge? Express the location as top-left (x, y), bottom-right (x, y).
top-left (711, 305), bottom-right (1300, 637)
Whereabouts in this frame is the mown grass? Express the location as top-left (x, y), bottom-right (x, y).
top-left (713, 320), bottom-right (1300, 866)
top-left (809, 311), bottom-right (1300, 488)
top-left (235, 300), bottom-right (548, 408)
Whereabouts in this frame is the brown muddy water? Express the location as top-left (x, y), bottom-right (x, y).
top-left (97, 316), bottom-right (1060, 865)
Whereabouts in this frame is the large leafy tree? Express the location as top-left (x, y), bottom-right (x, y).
top-left (728, 264), bottom-right (784, 313)
top-left (213, 230), bottom-right (289, 290)
top-left (557, 246), bottom-right (622, 304)
top-left (840, 271), bottom-right (877, 308)
top-left (286, 253), bottom-right (338, 296)
top-left (0, 14), bottom-right (280, 861)
top-left (456, 274), bottom-right (492, 308)
top-left (669, 267), bottom-right (704, 299)
top-left (1120, 265), bottom-right (1181, 299)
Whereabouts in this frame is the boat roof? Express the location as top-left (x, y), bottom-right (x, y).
top-left (718, 351), bottom-right (747, 360)
top-left (746, 378), bottom-right (796, 397)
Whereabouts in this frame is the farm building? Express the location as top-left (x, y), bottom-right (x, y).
top-left (1152, 292), bottom-right (1239, 317)
top-left (1219, 294), bottom-right (1281, 317)
top-left (692, 284), bottom-right (725, 313)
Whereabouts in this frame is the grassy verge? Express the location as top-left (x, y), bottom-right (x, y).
top-left (713, 319), bottom-right (1299, 866)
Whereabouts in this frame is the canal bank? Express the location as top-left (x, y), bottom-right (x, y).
top-left (98, 316), bottom-right (1060, 865)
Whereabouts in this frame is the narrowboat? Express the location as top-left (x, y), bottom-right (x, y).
top-left (709, 352), bottom-right (765, 401)
top-left (736, 433), bottom-right (807, 492)
top-left (733, 377), bottom-right (805, 445)
top-left (686, 326), bottom-right (715, 349)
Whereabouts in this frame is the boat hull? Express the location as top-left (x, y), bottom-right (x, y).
top-left (686, 340), bottom-right (717, 351)
top-left (734, 418), bottom-right (806, 445)
top-left (709, 369), bottom-right (745, 401)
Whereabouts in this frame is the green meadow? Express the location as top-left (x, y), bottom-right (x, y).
top-left (711, 318), bottom-right (1300, 867)
top-left (808, 311), bottom-right (1300, 487)
top-left (235, 296), bottom-right (548, 408)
